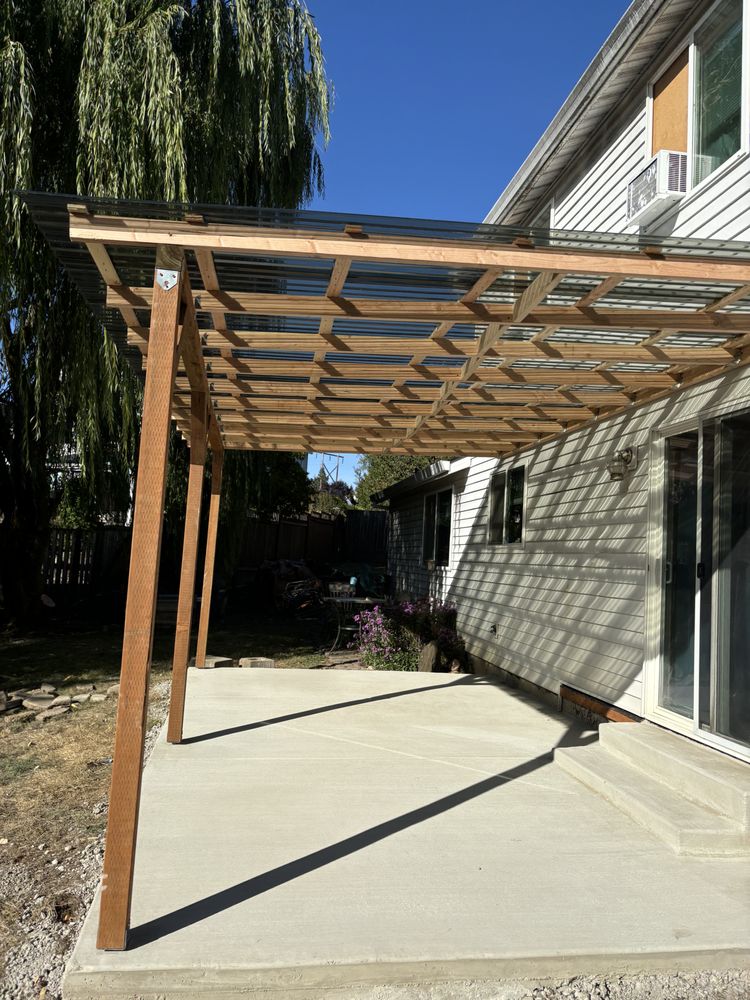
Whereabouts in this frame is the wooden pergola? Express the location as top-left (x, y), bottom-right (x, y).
top-left (24, 192), bottom-right (750, 950)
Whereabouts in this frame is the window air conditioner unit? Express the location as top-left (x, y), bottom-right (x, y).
top-left (626, 150), bottom-right (687, 226)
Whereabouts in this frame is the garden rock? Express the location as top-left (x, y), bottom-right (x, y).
top-left (36, 705), bottom-right (70, 722)
top-left (22, 694), bottom-right (55, 711)
top-left (239, 657), bottom-right (275, 669)
top-left (106, 684), bottom-right (120, 698)
top-left (418, 641), bottom-right (440, 673)
top-left (2, 696), bottom-right (24, 713)
top-left (50, 696), bottom-right (71, 708)
top-left (90, 693), bottom-right (107, 703)
top-left (40, 683), bottom-right (57, 694)
top-left (75, 684), bottom-right (95, 693)
top-left (72, 693), bottom-right (91, 704)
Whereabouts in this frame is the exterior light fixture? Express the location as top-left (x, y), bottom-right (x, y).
top-left (607, 447), bottom-right (637, 481)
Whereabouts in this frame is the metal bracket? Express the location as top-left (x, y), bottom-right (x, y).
top-left (155, 268), bottom-right (179, 292)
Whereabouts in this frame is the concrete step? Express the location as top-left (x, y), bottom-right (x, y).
top-left (555, 743), bottom-right (750, 856)
top-left (600, 722), bottom-right (750, 830)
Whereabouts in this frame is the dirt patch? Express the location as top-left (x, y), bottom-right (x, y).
top-left (0, 679), bottom-right (169, 1000)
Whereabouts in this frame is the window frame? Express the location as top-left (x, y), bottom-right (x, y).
top-left (487, 465), bottom-right (526, 547)
top-left (422, 486), bottom-right (454, 568)
top-left (645, 0), bottom-right (749, 196)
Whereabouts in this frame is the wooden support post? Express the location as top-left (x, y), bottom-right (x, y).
top-left (96, 254), bottom-right (184, 952)
top-left (194, 448), bottom-right (223, 668)
top-left (166, 390), bottom-right (207, 744)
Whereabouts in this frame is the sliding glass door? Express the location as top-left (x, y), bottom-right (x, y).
top-left (662, 432), bottom-right (699, 718)
top-left (659, 410), bottom-right (750, 755)
top-left (714, 414), bottom-right (750, 747)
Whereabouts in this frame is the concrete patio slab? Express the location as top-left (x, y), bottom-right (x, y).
top-left (63, 669), bottom-right (750, 998)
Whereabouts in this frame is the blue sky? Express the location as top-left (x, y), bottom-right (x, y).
top-left (307, 0), bottom-right (631, 485)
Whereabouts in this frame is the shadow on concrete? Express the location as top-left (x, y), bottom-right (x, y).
top-left (180, 673), bottom-right (481, 744)
top-left (130, 717), bottom-right (596, 948)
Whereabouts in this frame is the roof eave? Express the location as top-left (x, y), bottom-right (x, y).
top-left (484, 0), bottom-right (673, 227)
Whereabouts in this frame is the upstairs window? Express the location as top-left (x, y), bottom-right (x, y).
top-left (693, 0), bottom-right (743, 184)
top-left (488, 467), bottom-right (525, 545)
top-left (423, 488), bottom-right (452, 565)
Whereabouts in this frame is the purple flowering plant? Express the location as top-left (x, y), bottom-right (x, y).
top-left (353, 596), bottom-right (466, 671)
top-left (352, 605), bottom-right (420, 671)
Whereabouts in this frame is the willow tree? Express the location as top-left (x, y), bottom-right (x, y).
top-left (0, 1), bottom-right (330, 624)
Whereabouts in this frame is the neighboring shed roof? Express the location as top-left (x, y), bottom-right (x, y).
top-left (24, 191), bottom-right (750, 457)
top-left (487, 0), bottom-right (699, 226)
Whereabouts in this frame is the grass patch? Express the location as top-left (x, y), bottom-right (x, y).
top-left (0, 752), bottom-right (44, 784)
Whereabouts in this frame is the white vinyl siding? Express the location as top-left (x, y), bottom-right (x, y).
top-left (388, 365), bottom-right (750, 717)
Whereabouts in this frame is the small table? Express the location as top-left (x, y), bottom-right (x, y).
top-left (324, 595), bottom-right (380, 652)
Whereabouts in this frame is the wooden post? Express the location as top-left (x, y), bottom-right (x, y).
top-left (166, 391), bottom-right (207, 744)
top-left (194, 449), bottom-right (223, 668)
top-left (96, 254), bottom-right (183, 951)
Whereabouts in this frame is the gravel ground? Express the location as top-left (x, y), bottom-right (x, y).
top-left (342, 971), bottom-right (750, 1000)
top-left (0, 679), bottom-right (169, 1000)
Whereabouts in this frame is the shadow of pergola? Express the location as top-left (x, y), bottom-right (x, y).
top-left (130, 680), bottom-right (597, 948)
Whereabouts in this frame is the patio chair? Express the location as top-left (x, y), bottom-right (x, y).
top-left (326, 589), bottom-right (360, 653)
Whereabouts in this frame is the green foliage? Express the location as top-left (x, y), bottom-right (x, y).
top-left (355, 455), bottom-right (438, 509)
top-left (0, 0), bottom-right (331, 623)
top-left (309, 474), bottom-right (354, 515)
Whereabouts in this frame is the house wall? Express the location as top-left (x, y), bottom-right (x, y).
top-left (388, 1), bottom-right (750, 715)
top-left (389, 365), bottom-right (750, 717)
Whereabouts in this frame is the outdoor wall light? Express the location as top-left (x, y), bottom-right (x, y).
top-left (606, 447), bottom-right (637, 481)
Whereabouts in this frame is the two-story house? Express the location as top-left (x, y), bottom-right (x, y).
top-left (383, 0), bottom-right (750, 769)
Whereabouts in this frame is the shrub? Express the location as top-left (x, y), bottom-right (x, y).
top-left (391, 598), bottom-right (467, 668)
top-left (354, 597), bottom-right (467, 671)
top-left (353, 606), bottom-right (420, 671)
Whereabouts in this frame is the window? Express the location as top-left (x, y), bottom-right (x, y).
top-left (488, 473), bottom-right (506, 545)
top-left (693, 0), bottom-right (743, 185)
top-left (488, 466), bottom-right (525, 545)
top-left (423, 488), bottom-right (452, 565)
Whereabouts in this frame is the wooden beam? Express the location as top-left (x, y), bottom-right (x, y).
top-left (195, 450), bottom-right (223, 669)
top-left (575, 275), bottom-right (623, 308)
top-left (513, 272), bottom-right (563, 322)
top-left (164, 355), bottom-right (679, 386)
top-left (97, 253), bottom-right (184, 951)
top-left (178, 286), bottom-right (223, 453)
top-left (167, 390), bottom-right (207, 745)
top-left (327, 256), bottom-right (351, 297)
top-left (703, 282), bottom-right (750, 313)
top-left (71, 212), bottom-right (750, 283)
top-left (173, 394), bottom-right (597, 421)
top-left (194, 247), bottom-right (227, 333)
top-left (461, 267), bottom-right (503, 302)
top-left (128, 326), bottom-right (734, 365)
top-left (174, 375), bottom-right (635, 406)
top-left (108, 288), bottom-right (750, 333)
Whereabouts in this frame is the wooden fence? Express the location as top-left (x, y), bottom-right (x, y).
top-left (44, 509), bottom-right (388, 607)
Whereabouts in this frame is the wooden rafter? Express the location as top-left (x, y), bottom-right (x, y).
top-left (62, 202), bottom-right (750, 458)
top-left (107, 288), bottom-right (750, 333)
